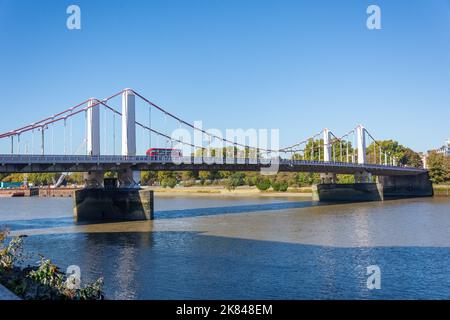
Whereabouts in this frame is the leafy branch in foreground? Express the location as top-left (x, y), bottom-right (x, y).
top-left (0, 229), bottom-right (104, 300)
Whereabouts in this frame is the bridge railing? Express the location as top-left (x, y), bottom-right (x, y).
top-left (0, 154), bottom-right (426, 173)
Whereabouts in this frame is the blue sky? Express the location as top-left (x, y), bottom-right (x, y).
top-left (0, 0), bottom-right (449, 153)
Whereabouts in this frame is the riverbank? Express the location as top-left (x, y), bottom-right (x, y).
top-left (147, 186), bottom-right (313, 198)
top-left (434, 185), bottom-right (450, 196)
top-left (0, 186), bottom-right (313, 198)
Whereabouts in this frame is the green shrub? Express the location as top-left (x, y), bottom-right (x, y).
top-left (225, 172), bottom-right (245, 190)
top-left (278, 182), bottom-right (288, 192)
top-left (1, 233), bottom-right (104, 300)
top-left (161, 177), bottom-right (177, 188)
top-left (0, 231), bottom-right (24, 270)
top-left (256, 178), bottom-right (271, 191)
top-left (272, 182), bottom-right (281, 191)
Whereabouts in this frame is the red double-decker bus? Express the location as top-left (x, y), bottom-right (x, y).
top-left (146, 148), bottom-right (182, 157)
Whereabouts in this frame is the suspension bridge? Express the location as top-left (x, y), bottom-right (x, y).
top-left (0, 89), bottom-right (432, 221)
top-left (0, 88), bottom-right (426, 176)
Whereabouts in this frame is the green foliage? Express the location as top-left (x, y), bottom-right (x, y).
top-left (28, 257), bottom-right (104, 300)
top-left (366, 140), bottom-right (423, 167)
top-left (0, 234), bottom-right (104, 300)
top-left (198, 171), bottom-right (210, 184)
top-left (104, 171), bottom-right (117, 178)
top-left (1, 173), bottom-right (25, 183)
top-left (272, 181), bottom-right (288, 192)
top-left (337, 174), bottom-right (355, 184)
top-left (296, 139), bottom-right (353, 162)
top-left (28, 257), bottom-right (64, 289)
top-left (244, 172), bottom-right (259, 186)
top-left (296, 172), bottom-right (320, 186)
top-left (66, 173), bottom-right (83, 185)
top-left (0, 232), bottom-right (24, 270)
top-left (225, 172), bottom-right (245, 190)
top-left (427, 151), bottom-right (450, 184)
top-left (161, 177), bottom-right (177, 188)
top-left (256, 178), bottom-right (271, 191)
top-left (141, 171), bottom-right (157, 185)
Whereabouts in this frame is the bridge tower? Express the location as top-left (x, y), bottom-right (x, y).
top-left (323, 128), bottom-right (331, 162)
top-left (84, 98), bottom-right (103, 188)
top-left (118, 89), bottom-right (141, 188)
top-left (320, 128), bottom-right (336, 183)
top-left (356, 125), bottom-right (366, 164)
top-left (354, 125), bottom-right (371, 183)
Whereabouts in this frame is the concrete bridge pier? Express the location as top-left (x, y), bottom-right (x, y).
top-left (73, 186), bottom-right (154, 222)
top-left (312, 173), bottom-right (433, 202)
top-left (378, 172), bottom-right (434, 199)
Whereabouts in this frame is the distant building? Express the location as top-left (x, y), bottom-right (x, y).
top-left (435, 140), bottom-right (450, 156)
top-left (423, 140), bottom-right (450, 169)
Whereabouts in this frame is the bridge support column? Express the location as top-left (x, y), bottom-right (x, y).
top-left (86, 98), bottom-right (100, 156)
top-left (119, 89), bottom-right (140, 188)
top-left (83, 99), bottom-right (103, 188)
top-left (354, 125), bottom-right (372, 183)
top-left (319, 129), bottom-right (337, 183)
top-left (323, 128), bottom-right (331, 162)
top-left (356, 125), bottom-right (366, 165)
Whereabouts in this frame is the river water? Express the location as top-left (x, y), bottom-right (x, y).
top-left (1, 195), bottom-right (450, 299)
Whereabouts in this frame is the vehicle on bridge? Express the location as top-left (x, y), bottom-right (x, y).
top-left (146, 148), bottom-right (182, 158)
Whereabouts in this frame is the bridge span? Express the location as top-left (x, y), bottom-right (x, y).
top-left (0, 155), bottom-right (426, 176)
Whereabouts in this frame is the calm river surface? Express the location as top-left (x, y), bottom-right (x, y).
top-left (1, 195), bottom-right (450, 299)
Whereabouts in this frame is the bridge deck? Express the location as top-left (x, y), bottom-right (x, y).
top-left (0, 155), bottom-right (426, 176)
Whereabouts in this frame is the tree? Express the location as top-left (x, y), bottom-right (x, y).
top-left (161, 177), bottom-right (177, 188)
top-left (296, 172), bottom-right (320, 186)
top-left (1, 173), bottom-right (25, 183)
top-left (157, 172), bottom-right (177, 187)
top-left (366, 140), bottom-right (422, 167)
top-left (198, 171), bottom-right (211, 184)
top-left (225, 172), bottom-right (245, 190)
top-left (66, 173), bottom-right (84, 185)
top-left (141, 171), bottom-right (157, 185)
top-left (427, 152), bottom-right (447, 184)
top-left (104, 171), bottom-right (117, 178)
top-left (295, 139), bottom-right (354, 162)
